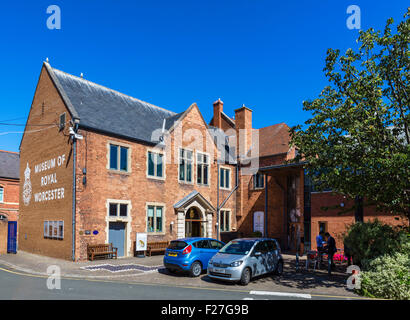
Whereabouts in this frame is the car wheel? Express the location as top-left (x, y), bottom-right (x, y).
top-left (240, 267), bottom-right (251, 286)
top-left (275, 260), bottom-right (284, 276)
top-left (190, 261), bottom-right (202, 277)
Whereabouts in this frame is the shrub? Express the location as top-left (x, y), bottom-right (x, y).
top-left (343, 219), bottom-right (408, 268)
top-left (358, 251), bottom-right (410, 300)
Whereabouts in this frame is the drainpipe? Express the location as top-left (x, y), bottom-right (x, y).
top-left (264, 173), bottom-right (268, 237)
top-left (71, 119), bottom-right (79, 261)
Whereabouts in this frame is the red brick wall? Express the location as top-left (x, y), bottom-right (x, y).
top-left (0, 178), bottom-right (19, 221)
top-left (311, 192), bottom-right (409, 251)
top-left (18, 65), bottom-right (74, 260)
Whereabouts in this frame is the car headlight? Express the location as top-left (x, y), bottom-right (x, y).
top-left (209, 259), bottom-right (214, 265)
top-left (230, 260), bottom-right (243, 267)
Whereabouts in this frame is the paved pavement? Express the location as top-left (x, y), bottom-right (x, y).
top-left (0, 251), bottom-right (365, 300)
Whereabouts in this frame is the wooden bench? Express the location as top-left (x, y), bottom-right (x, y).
top-left (146, 241), bottom-right (169, 256)
top-left (87, 243), bottom-right (118, 261)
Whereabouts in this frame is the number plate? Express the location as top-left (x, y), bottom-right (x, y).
top-left (168, 253), bottom-right (177, 257)
top-left (213, 268), bottom-right (225, 273)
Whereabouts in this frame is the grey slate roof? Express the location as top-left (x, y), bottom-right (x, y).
top-left (45, 63), bottom-right (184, 144)
top-left (0, 151), bottom-right (19, 180)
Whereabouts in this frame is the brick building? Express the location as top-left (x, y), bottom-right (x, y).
top-left (0, 150), bottom-right (19, 222)
top-left (18, 62), bottom-right (407, 261)
top-left (18, 62), bottom-right (237, 261)
top-left (0, 150), bottom-right (19, 254)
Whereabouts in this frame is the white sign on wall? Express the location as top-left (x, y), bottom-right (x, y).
top-left (136, 233), bottom-right (147, 251)
top-left (23, 154), bottom-right (67, 205)
top-left (253, 211), bottom-right (264, 236)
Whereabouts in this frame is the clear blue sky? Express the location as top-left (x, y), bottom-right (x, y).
top-left (0, 0), bottom-right (408, 152)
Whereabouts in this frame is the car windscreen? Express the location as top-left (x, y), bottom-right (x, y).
top-left (168, 241), bottom-right (188, 250)
top-left (219, 240), bottom-right (255, 255)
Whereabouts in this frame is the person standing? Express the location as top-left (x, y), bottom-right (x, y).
top-left (316, 231), bottom-right (326, 267)
top-left (325, 232), bottom-right (337, 274)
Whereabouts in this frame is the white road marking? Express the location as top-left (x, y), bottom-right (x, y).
top-left (249, 290), bottom-right (312, 299)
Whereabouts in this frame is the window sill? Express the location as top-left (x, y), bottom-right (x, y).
top-left (147, 232), bottom-right (166, 236)
top-left (179, 180), bottom-right (194, 186)
top-left (108, 169), bottom-right (131, 176)
top-left (147, 175), bottom-right (166, 181)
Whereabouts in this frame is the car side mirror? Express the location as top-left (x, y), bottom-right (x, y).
top-left (254, 251), bottom-right (262, 257)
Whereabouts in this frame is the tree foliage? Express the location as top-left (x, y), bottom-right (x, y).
top-left (290, 9), bottom-right (410, 219)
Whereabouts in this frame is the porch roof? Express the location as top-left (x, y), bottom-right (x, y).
top-left (173, 191), bottom-right (216, 212)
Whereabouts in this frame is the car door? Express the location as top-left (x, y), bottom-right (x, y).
top-left (266, 240), bottom-right (279, 272)
top-left (251, 241), bottom-right (269, 276)
top-left (194, 240), bottom-right (213, 269)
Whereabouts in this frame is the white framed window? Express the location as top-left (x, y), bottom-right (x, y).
top-left (147, 205), bottom-right (164, 233)
top-left (109, 202), bottom-right (128, 217)
top-left (44, 221), bottom-right (64, 239)
top-left (109, 143), bottom-right (129, 172)
top-left (179, 148), bottom-right (193, 183)
top-left (253, 172), bottom-right (265, 189)
top-left (0, 186), bottom-right (3, 203)
top-left (147, 151), bottom-right (164, 179)
top-left (196, 152), bottom-right (209, 186)
top-left (220, 210), bottom-right (231, 232)
top-left (219, 167), bottom-right (231, 190)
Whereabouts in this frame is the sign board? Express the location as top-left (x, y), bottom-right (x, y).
top-left (253, 211), bottom-right (264, 236)
top-left (136, 233), bottom-right (147, 251)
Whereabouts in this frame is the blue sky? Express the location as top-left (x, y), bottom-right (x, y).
top-left (0, 0), bottom-right (408, 152)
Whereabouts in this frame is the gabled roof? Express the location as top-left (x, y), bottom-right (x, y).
top-left (174, 191), bottom-right (216, 212)
top-left (44, 62), bottom-right (184, 144)
top-left (0, 151), bottom-right (19, 180)
top-left (256, 123), bottom-right (291, 157)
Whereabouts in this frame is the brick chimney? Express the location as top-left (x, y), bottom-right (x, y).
top-left (213, 98), bottom-right (224, 129)
top-left (234, 104), bottom-right (253, 157)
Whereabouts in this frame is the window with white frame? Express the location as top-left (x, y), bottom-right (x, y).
top-left (220, 210), bottom-right (230, 232)
top-left (147, 151), bottom-right (164, 178)
top-left (196, 152), bottom-right (209, 185)
top-left (219, 167), bottom-right (231, 189)
top-left (253, 172), bottom-right (265, 189)
top-left (44, 221), bottom-right (64, 239)
top-left (109, 144), bottom-right (129, 172)
top-left (179, 148), bottom-right (193, 183)
top-left (0, 187), bottom-right (3, 202)
top-left (109, 202), bottom-right (128, 217)
top-left (147, 205), bottom-right (163, 233)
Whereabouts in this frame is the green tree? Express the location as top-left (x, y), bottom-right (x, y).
top-left (290, 9), bottom-right (410, 220)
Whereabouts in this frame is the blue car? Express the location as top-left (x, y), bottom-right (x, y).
top-left (163, 237), bottom-right (225, 277)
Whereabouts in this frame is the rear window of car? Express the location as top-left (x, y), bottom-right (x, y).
top-left (168, 241), bottom-right (188, 250)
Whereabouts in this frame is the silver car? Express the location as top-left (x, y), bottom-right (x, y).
top-left (207, 238), bottom-right (283, 285)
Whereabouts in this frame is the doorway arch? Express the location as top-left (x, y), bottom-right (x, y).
top-left (185, 207), bottom-right (204, 237)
